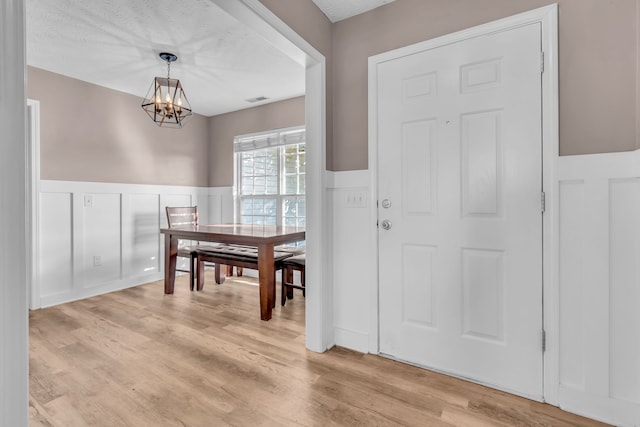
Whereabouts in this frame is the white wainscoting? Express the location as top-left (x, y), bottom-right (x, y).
top-left (328, 170), bottom-right (374, 353)
top-left (558, 151), bottom-right (640, 427)
top-left (35, 180), bottom-right (233, 309)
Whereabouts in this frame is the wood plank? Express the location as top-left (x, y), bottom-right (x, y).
top-left (29, 273), bottom-right (610, 426)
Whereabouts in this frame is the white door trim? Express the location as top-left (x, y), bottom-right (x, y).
top-left (367, 4), bottom-right (559, 404)
top-left (2, 0), bottom-right (28, 423)
top-left (27, 99), bottom-right (41, 310)
top-left (213, 0), bottom-right (332, 352)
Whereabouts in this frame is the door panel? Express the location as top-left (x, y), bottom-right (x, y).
top-left (377, 23), bottom-right (543, 398)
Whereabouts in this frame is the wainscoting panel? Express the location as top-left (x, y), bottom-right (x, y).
top-left (558, 180), bottom-right (586, 392)
top-left (558, 152), bottom-right (640, 427)
top-left (124, 193), bottom-right (161, 279)
top-left (36, 181), bottom-right (233, 308)
top-left (39, 192), bottom-right (73, 299)
top-left (81, 192), bottom-right (122, 289)
top-left (328, 170), bottom-right (373, 353)
top-left (609, 179), bottom-right (640, 404)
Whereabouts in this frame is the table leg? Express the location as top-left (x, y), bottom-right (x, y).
top-left (164, 234), bottom-right (178, 294)
top-left (197, 260), bottom-right (206, 290)
top-left (257, 242), bottom-right (275, 320)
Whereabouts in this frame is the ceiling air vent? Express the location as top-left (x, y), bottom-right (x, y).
top-left (246, 96), bottom-right (269, 103)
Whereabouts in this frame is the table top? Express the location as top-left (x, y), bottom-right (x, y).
top-left (160, 224), bottom-right (306, 246)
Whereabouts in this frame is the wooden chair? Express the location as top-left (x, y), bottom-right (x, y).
top-left (165, 206), bottom-right (200, 291)
top-left (280, 253), bottom-right (305, 306)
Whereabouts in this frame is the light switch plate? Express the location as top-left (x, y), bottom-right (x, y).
top-left (345, 191), bottom-right (367, 208)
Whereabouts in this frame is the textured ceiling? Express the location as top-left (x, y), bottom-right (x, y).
top-left (312, 0), bottom-right (396, 22)
top-left (26, 0), bottom-right (395, 117)
top-left (26, 0), bottom-right (306, 117)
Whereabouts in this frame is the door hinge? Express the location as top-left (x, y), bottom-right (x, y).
top-left (540, 51), bottom-right (545, 74)
top-left (541, 191), bottom-right (546, 213)
top-left (542, 330), bottom-right (547, 352)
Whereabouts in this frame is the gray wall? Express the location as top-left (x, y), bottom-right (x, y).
top-left (264, 0), bottom-right (640, 171)
top-left (31, 1), bottom-right (640, 177)
top-left (28, 67), bottom-right (304, 188)
top-left (258, 0), bottom-right (333, 166)
top-left (28, 66), bottom-right (211, 187)
top-left (208, 96), bottom-right (305, 187)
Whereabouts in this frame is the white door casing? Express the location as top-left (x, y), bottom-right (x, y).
top-left (27, 99), bottom-right (41, 310)
top-left (377, 21), bottom-right (543, 399)
top-left (210, 0), bottom-right (332, 352)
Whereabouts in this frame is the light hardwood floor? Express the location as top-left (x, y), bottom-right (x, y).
top-left (29, 273), bottom-right (608, 427)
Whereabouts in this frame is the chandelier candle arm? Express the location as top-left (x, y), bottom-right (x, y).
top-left (141, 52), bottom-right (192, 128)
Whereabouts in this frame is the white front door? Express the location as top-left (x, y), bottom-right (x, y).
top-left (377, 22), bottom-right (544, 398)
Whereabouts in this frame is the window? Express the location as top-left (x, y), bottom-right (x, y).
top-left (235, 126), bottom-right (305, 227)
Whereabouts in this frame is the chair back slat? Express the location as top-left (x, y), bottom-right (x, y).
top-left (166, 206), bottom-right (198, 228)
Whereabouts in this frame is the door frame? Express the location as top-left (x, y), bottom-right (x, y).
top-left (367, 4), bottom-right (559, 404)
top-left (25, 0), bottom-right (332, 352)
top-left (27, 99), bottom-right (41, 310)
top-left (214, 0), bottom-right (331, 352)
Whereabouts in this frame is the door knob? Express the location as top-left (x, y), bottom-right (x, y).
top-left (381, 219), bottom-right (392, 230)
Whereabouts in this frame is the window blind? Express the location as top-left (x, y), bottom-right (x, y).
top-left (234, 126), bottom-right (305, 153)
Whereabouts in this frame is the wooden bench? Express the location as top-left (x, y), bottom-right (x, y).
top-left (195, 245), bottom-right (293, 291)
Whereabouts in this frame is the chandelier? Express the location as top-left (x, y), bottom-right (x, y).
top-left (141, 52), bottom-right (192, 128)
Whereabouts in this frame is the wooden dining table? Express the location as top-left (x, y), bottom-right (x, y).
top-left (160, 224), bottom-right (306, 320)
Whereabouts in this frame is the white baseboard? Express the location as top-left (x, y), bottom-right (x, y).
top-left (38, 272), bottom-right (165, 308)
top-left (559, 386), bottom-right (640, 427)
top-left (333, 327), bottom-right (370, 354)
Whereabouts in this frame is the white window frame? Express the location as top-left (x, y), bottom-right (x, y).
top-left (234, 125), bottom-right (306, 227)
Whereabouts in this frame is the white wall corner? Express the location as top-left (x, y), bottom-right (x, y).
top-left (1, 0), bottom-right (28, 424)
top-left (328, 169), bottom-right (374, 353)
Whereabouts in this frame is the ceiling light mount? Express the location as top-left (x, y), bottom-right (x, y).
top-left (158, 52), bottom-right (178, 63)
top-left (141, 52), bottom-right (192, 128)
